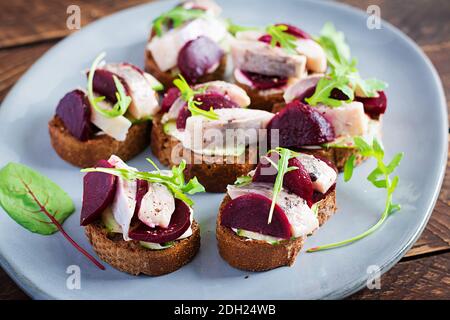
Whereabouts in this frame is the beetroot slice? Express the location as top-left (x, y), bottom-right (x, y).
top-left (267, 100), bottom-right (335, 148)
top-left (80, 160), bottom-right (117, 226)
top-left (128, 199), bottom-right (191, 243)
top-left (221, 194), bottom-right (292, 239)
top-left (55, 89), bottom-right (93, 141)
top-left (258, 23), bottom-right (310, 46)
top-left (134, 180), bottom-right (149, 215)
top-left (240, 70), bottom-right (288, 90)
top-left (253, 155), bottom-right (314, 207)
top-left (177, 36), bottom-right (224, 84)
top-left (91, 69), bottom-right (130, 103)
top-left (176, 92), bottom-right (238, 129)
top-left (355, 91), bottom-right (387, 119)
top-left (161, 87), bottom-right (181, 113)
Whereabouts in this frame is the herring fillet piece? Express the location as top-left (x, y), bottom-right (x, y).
top-left (231, 39), bottom-right (307, 78)
top-left (295, 38), bottom-right (327, 73)
top-left (108, 155), bottom-right (137, 240)
top-left (227, 182), bottom-right (319, 237)
top-left (138, 183), bottom-right (175, 228)
top-left (295, 153), bottom-right (337, 194)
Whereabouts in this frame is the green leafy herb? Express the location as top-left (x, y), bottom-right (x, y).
top-left (266, 24), bottom-right (298, 54)
top-left (307, 138), bottom-right (404, 252)
top-left (226, 19), bottom-right (260, 36)
top-left (343, 154), bottom-right (356, 182)
top-left (87, 52), bottom-right (132, 118)
top-left (173, 75), bottom-right (219, 120)
top-left (234, 175), bottom-right (252, 186)
top-left (81, 159), bottom-right (205, 206)
top-left (306, 23), bottom-right (387, 106)
top-left (0, 163), bottom-right (104, 270)
top-left (153, 6), bottom-right (206, 37)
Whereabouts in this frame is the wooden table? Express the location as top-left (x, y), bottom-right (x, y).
top-left (0, 0), bottom-right (448, 300)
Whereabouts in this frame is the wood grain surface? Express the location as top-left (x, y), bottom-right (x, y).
top-left (0, 0), bottom-right (448, 300)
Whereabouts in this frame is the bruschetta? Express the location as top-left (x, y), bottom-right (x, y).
top-left (80, 155), bottom-right (204, 276)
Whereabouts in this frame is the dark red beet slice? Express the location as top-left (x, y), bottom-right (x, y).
top-left (252, 155), bottom-right (314, 207)
top-left (355, 91), bottom-right (387, 119)
top-left (240, 70), bottom-right (288, 90)
top-left (258, 23), bottom-right (310, 47)
top-left (161, 87), bottom-right (181, 113)
top-left (80, 160), bottom-right (117, 226)
top-left (177, 36), bottom-right (224, 83)
top-left (134, 180), bottom-right (149, 215)
top-left (55, 89), bottom-right (93, 141)
top-left (90, 69), bottom-right (129, 103)
top-left (221, 194), bottom-right (292, 239)
top-left (176, 92), bottom-right (238, 129)
top-left (128, 199), bottom-right (191, 243)
top-left (267, 100), bottom-right (335, 148)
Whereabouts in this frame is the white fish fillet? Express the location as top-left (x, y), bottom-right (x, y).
top-left (138, 183), bottom-right (175, 228)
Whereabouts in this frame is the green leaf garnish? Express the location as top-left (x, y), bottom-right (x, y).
top-left (0, 163), bottom-right (104, 269)
top-left (343, 154), bottom-right (355, 182)
top-left (87, 52), bottom-right (132, 118)
top-left (266, 24), bottom-right (298, 54)
top-left (307, 138), bottom-right (404, 252)
top-left (173, 75), bottom-right (219, 120)
top-left (81, 159), bottom-right (205, 206)
top-left (234, 175), bottom-right (252, 186)
top-left (153, 6), bottom-right (206, 37)
top-left (226, 19), bottom-right (261, 36)
top-left (306, 23), bottom-right (387, 106)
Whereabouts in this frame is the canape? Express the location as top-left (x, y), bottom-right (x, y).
top-left (151, 76), bottom-right (274, 192)
top-left (49, 53), bottom-right (163, 168)
top-left (230, 23), bottom-right (327, 111)
top-left (80, 155), bottom-right (204, 276)
top-left (216, 148), bottom-right (337, 271)
top-left (145, 0), bottom-right (230, 88)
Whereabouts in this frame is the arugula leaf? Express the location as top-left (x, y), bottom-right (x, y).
top-left (87, 52), bottom-right (132, 118)
top-left (227, 19), bottom-right (260, 36)
top-left (0, 163), bottom-right (104, 269)
top-left (315, 22), bottom-right (351, 68)
top-left (173, 75), bottom-right (219, 120)
top-left (81, 159), bottom-right (205, 206)
top-left (307, 138), bottom-right (404, 252)
top-left (305, 74), bottom-right (353, 107)
top-left (266, 24), bottom-right (298, 54)
top-left (343, 154), bottom-right (355, 182)
top-left (153, 6), bottom-right (206, 37)
top-left (234, 175), bottom-right (252, 186)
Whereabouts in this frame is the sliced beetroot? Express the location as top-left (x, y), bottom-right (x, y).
top-left (240, 70), bottom-right (288, 90)
top-left (161, 87), bottom-right (181, 113)
top-left (176, 92), bottom-right (238, 129)
top-left (134, 180), bottom-right (149, 215)
top-left (177, 36), bottom-right (224, 84)
top-left (91, 69), bottom-right (129, 103)
top-left (55, 90), bottom-right (93, 141)
top-left (221, 193), bottom-right (292, 239)
top-left (80, 160), bottom-right (117, 226)
top-left (128, 199), bottom-right (191, 243)
top-left (253, 155), bottom-right (314, 207)
top-left (258, 23), bottom-right (310, 46)
top-left (267, 100), bottom-right (335, 148)
top-left (355, 91), bottom-right (387, 119)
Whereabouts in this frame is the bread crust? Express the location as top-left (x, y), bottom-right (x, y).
top-left (145, 50), bottom-right (227, 89)
top-left (216, 190), bottom-right (336, 272)
top-left (151, 114), bottom-right (257, 193)
top-left (85, 221), bottom-right (200, 276)
top-left (48, 116), bottom-right (150, 168)
top-left (234, 80), bottom-right (284, 112)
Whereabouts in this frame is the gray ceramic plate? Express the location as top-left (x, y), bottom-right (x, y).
top-left (0, 0), bottom-right (447, 300)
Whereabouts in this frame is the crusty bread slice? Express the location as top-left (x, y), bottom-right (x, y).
top-left (48, 116), bottom-right (150, 168)
top-left (151, 114), bottom-right (257, 193)
top-left (234, 81), bottom-right (284, 112)
top-left (85, 220), bottom-right (200, 276)
top-left (145, 50), bottom-right (227, 89)
top-left (216, 190), bottom-right (336, 272)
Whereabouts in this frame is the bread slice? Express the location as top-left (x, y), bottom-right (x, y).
top-left (48, 116), bottom-right (150, 168)
top-left (145, 50), bottom-right (227, 89)
top-left (85, 220), bottom-right (200, 276)
top-left (151, 114), bottom-right (257, 193)
top-left (216, 189), bottom-right (336, 272)
top-left (234, 81), bottom-right (284, 112)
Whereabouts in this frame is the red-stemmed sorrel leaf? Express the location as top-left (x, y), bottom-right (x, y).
top-left (0, 163), bottom-right (104, 270)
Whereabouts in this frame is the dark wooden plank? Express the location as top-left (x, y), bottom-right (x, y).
top-left (0, 0), bottom-right (152, 48)
top-left (0, 268), bottom-right (29, 300)
top-left (349, 251), bottom-right (450, 299)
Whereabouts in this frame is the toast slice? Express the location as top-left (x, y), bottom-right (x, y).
top-left (145, 50), bottom-right (227, 90)
top-left (216, 189), bottom-right (336, 272)
top-left (85, 220), bottom-right (200, 276)
top-left (151, 114), bottom-right (257, 193)
top-left (48, 116), bottom-right (150, 168)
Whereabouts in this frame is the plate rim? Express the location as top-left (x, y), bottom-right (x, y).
top-left (0, 0), bottom-right (447, 300)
